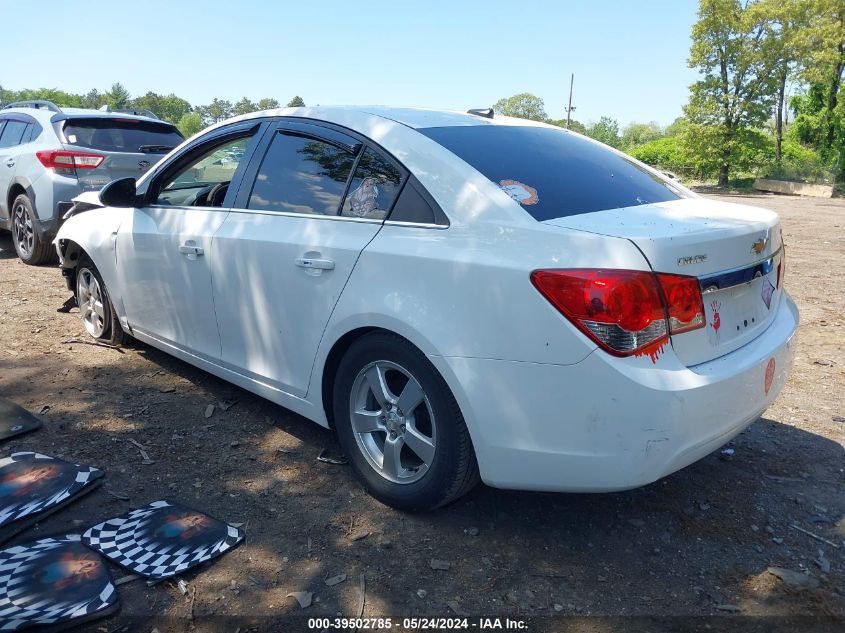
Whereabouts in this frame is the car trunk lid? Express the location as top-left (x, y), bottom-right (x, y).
top-left (544, 198), bottom-right (784, 366)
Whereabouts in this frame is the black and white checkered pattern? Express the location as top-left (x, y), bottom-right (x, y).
top-left (82, 500), bottom-right (244, 579)
top-left (0, 452), bottom-right (104, 528)
top-left (0, 535), bottom-right (117, 631)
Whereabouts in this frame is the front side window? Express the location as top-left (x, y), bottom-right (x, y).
top-left (154, 136), bottom-right (250, 207)
top-left (247, 133), bottom-right (356, 215)
top-left (0, 120), bottom-right (28, 148)
top-left (340, 148), bottom-right (403, 220)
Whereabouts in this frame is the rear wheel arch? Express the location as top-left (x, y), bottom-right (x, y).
top-left (321, 327), bottom-right (381, 428)
top-left (320, 327), bottom-right (445, 428)
top-left (7, 183), bottom-right (26, 215)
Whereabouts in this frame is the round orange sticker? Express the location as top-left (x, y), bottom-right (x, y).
top-left (764, 357), bottom-right (776, 395)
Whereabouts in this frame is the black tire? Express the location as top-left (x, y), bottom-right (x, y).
top-left (10, 194), bottom-right (55, 265)
top-left (333, 331), bottom-right (479, 511)
top-left (74, 255), bottom-right (125, 346)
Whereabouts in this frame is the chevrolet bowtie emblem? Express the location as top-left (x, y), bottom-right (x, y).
top-left (751, 237), bottom-right (767, 255)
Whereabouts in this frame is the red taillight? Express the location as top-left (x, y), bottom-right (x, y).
top-left (656, 273), bottom-right (705, 334)
top-left (530, 269), bottom-right (705, 357)
top-left (36, 150), bottom-right (104, 171)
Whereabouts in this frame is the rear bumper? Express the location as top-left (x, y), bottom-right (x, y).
top-left (429, 292), bottom-right (799, 492)
top-left (34, 202), bottom-right (73, 242)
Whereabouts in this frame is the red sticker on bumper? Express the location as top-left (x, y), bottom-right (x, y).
top-left (764, 357), bottom-right (776, 395)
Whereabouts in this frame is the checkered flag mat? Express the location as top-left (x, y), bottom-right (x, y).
top-left (0, 534), bottom-right (118, 631)
top-left (82, 500), bottom-right (244, 579)
top-left (0, 452), bottom-right (104, 528)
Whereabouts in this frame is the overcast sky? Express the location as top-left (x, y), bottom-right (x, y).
top-left (2, 0), bottom-right (701, 126)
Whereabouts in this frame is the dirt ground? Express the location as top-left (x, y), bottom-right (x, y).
top-left (0, 192), bottom-right (842, 631)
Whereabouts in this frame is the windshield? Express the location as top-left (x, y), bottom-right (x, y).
top-left (418, 124), bottom-right (688, 221)
top-left (63, 118), bottom-right (183, 154)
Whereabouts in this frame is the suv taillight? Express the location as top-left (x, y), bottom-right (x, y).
top-left (36, 150), bottom-right (104, 173)
top-left (530, 269), bottom-right (705, 357)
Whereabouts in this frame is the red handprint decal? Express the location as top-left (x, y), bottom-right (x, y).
top-left (709, 300), bottom-right (721, 333)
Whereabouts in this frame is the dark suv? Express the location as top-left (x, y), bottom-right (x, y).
top-left (0, 100), bottom-right (183, 264)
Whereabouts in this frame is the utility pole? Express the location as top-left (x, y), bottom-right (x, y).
top-left (565, 73), bottom-right (576, 129)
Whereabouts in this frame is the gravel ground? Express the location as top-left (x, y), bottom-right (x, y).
top-left (0, 192), bottom-right (842, 631)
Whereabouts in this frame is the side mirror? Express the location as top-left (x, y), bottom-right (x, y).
top-left (99, 177), bottom-right (137, 208)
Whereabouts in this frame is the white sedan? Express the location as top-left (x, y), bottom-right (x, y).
top-left (55, 107), bottom-right (799, 510)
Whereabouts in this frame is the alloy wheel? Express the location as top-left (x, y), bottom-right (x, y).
top-left (349, 360), bottom-right (437, 484)
top-left (77, 268), bottom-right (107, 338)
top-left (12, 202), bottom-right (34, 259)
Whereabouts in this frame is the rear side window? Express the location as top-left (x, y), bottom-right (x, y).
top-left (26, 122), bottom-right (42, 142)
top-left (340, 148), bottom-right (403, 220)
top-left (0, 120), bottom-right (28, 148)
top-left (63, 118), bottom-right (183, 153)
top-left (418, 125), bottom-right (687, 221)
top-left (248, 133), bottom-right (356, 215)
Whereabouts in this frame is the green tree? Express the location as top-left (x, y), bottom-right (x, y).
top-left (257, 97), bottom-right (281, 110)
top-left (104, 82), bottom-right (131, 109)
top-left (199, 98), bottom-right (233, 125)
top-left (665, 116), bottom-right (690, 137)
top-left (493, 93), bottom-right (547, 121)
top-left (81, 89), bottom-right (103, 109)
top-left (10, 88), bottom-right (83, 108)
top-left (233, 97), bottom-right (257, 116)
top-left (586, 116), bottom-right (621, 148)
top-left (177, 112), bottom-right (204, 138)
top-left (129, 92), bottom-right (191, 123)
top-left (685, 0), bottom-right (784, 185)
top-left (287, 95), bottom-right (306, 107)
top-left (548, 118), bottom-right (587, 134)
top-left (784, 0), bottom-right (845, 178)
top-left (620, 122), bottom-right (665, 150)
top-left (629, 136), bottom-right (691, 173)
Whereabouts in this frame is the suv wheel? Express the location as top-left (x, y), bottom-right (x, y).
top-left (11, 194), bottom-right (54, 265)
top-left (333, 332), bottom-right (479, 511)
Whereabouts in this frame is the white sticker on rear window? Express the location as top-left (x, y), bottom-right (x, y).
top-left (67, 134), bottom-right (77, 143)
top-left (499, 180), bottom-right (538, 206)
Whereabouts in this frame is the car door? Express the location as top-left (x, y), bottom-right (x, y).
top-left (0, 117), bottom-right (28, 220)
top-left (211, 120), bottom-right (406, 397)
top-left (116, 122), bottom-right (266, 361)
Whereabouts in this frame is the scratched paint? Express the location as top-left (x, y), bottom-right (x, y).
top-left (764, 357), bottom-right (776, 395)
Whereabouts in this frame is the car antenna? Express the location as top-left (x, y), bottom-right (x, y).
top-left (467, 108), bottom-right (494, 119)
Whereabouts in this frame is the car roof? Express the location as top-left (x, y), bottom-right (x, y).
top-left (223, 105), bottom-right (553, 131)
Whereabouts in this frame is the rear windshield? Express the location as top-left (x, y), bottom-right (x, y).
top-left (63, 118), bottom-right (183, 153)
top-left (418, 125), bottom-right (687, 221)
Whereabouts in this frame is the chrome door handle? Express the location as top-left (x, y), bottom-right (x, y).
top-left (295, 257), bottom-right (334, 270)
top-left (179, 244), bottom-right (204, 256)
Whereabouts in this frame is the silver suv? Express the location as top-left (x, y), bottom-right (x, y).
top-left (0, 100), bottom-right (183, 264)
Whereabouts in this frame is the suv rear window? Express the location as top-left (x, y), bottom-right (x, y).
top-left (63, 118), bottom-right (183, 153)
top-left (418, 125), bottom-right (687, 221)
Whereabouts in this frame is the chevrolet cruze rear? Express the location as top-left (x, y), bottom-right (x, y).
top-left (55, 106), bottom-right (798, 510)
